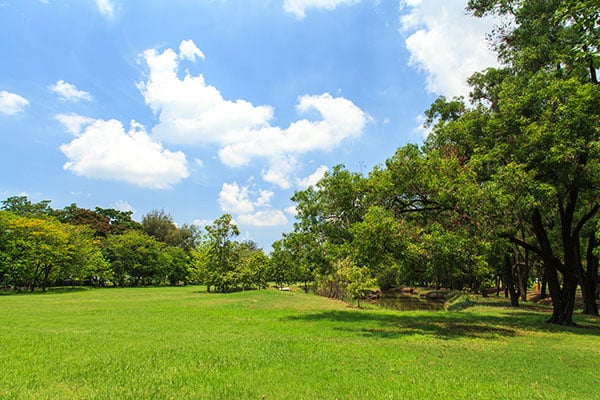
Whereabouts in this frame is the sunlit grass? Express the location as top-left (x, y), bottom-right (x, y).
top-left (1, 287), bottom-right (599, 399)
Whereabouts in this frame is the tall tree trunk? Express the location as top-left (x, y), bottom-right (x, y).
top-left (503, 254), bottom-right (519, 307)
top-left (531, 208), bottom-right (576, 325)
top-left (517, 262), bottom-right (529, 302)
top-left (581, 233), bottom-right (599, 315)
top-left (540, 272), bottom-right (548, 299)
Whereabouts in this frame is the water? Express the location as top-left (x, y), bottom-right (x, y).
top-left (372, 293), bottom-right (445, 311)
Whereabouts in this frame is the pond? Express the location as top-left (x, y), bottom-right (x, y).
top-left (371, 292), bottom-right (446, 311)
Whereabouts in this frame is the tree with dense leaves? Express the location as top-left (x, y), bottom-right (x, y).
top-left (0, 211), bottom-right (107, 291)
top-left (1, 196), bottom-right (53, 217)
top-left (202, 214), bottom-right (240, 293)
top-left (422, 0), bottom-right (600, 324)
top-left (101, 230), bottom-right (171, 286)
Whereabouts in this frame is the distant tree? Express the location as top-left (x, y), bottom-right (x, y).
top-left (269, 238), bottom-right (297, 288)
top-left (55, 203), bottom-right (111, 237)
top-left (142, 209), bottom-right (180, 245)
top-left (95, 207), bottom-right (142, 234)
top-left (336, 258), bottom-right (376, 308)
top-left (1, 196), bottom-right (53, 217)
top-left (235, 241), bottom-right (269, 290)
top-left (203, 214), bottom-right (240, 292)
top-left (101, 230), bottom-right (169, 286)
top-left (0, 212), bottom-right (70, 291)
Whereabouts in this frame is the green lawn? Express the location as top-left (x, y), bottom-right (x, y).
top-left (1, 287), bottom-right (599, 399)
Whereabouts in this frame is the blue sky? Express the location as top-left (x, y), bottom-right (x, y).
top-left (0, 0), bottom-right (498, 249)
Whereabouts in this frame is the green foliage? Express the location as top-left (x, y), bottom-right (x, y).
top-left (196, 215), bottom-right (268, 292)
top-left (0, 211), bottom-right (109, 290)
top-left (101, 230), bottom-right (171, 286)
top-left (335, 257), bottom-right (376, 307)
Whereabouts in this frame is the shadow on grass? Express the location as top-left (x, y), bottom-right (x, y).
top-left (285, 306), bottom-right (600, 340)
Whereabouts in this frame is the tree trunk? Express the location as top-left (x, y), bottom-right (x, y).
top-left (547, 273), bottom-right (577, 325)
top-left (531, 208), bottom-right (576, 325)
top-left (517, 262), bottom-right (529, 302)
top-left (581, 233), bottom-right (599, 316)
top-left (540, 273), bottom-right (548, 299)
top-left (503, 254), bottom-right (519, 307)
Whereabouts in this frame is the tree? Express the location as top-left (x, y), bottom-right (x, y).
top-left (0, 212), bottom-right (71, 291)
top-left (101, 230), bottom-right (169, 286)
top-left (95, 207), bottom-right (142, 234)
top-left (335, 258), bottom-right (376, 308)
top-left (55, 203), bottom-right (111, 237)
top-left (234, 241), bottom-right (269, 290)
top-left (203, 214), bottom-right (240, 293)
top-left (142, 209), bottom-right (181, 245)
top-left (1, 196), bottom-right (53, 217)
top-left (422, 0), bottom-right (600, 324)
top-left (349, 206), bottom-right (407, 290)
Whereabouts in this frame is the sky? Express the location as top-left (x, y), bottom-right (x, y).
top-left (0, 0), bottom-right (500, 249)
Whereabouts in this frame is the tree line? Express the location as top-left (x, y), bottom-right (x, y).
top-left (270, 0), bottom-right (600, 325)
top-left (0, 196), bottom-right (271, 292)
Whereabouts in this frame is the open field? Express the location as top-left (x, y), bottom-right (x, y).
top-left (1, 287), bottom-right (599, 399)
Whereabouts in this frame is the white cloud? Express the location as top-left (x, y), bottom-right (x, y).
top-left (193, 218), bottom-right (213, 230)
top-left (59, 119), bottom-right (189, 189)
top-left (400, 0), bottom-right (500, 97)
top-left (138, 42), bottom-right (273, 146)
top-left (218, 93), bottom-right (367, 168)
top-left (218, 182), bottom-right (255, 214)
top-left (297, 165), bottom-right (328, 188)
top-left (0, 91), bottom-right (29, 115)
top-left (179, 39), bottom-right (205, 62)
top-left (238, 210), bottom-right (288, 227)
top-left (218, 182), bottom-right (287, 227)
top-left (113, 200), bottom-right (135, 214)
top-left (138, 40), bottom-right (368, 187)
top-left (49, 80), bottom-right (93, 102)
top-left (254, 189), bottom-right (274, 208)
top-left (260, 155), bottom-right (298, 190)
top-left (283, 0), bottom-right (361, 20)
top-left (96, 0), bottom-right (114, 18)
top-left (55, 113), bottom-right (94, 135)
top-left (412, 114), bottom-right (433, 138)
top-left (285, 206), bottom-right (298, 216)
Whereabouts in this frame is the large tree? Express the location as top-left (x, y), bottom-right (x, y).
top-left (425, 0), bottom-right (600, 324)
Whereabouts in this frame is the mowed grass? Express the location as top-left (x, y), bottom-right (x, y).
top-left (1, 287), bottom-right (599, 399)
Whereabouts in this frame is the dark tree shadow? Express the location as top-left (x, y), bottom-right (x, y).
top-left (284, 306), bottom-right (600, 340)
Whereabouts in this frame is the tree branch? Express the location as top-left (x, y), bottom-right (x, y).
top-left (573, 203), bottom-right (600, 240)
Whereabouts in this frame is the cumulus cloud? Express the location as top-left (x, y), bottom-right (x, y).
top-left (138, 42), bottom-right (273, 146)
top-left (59, 118), bottom-right (189, 189)
top-left (49, 80), bottom-right (93, 102)
top-left (113, 200), bottom-right (135, 214)
top-left (237, 210), bottom-right (288, 227)
top-left (297, 165), bottom-right (328, 188)
top-left (218, 182), bottom-right (288, 227)
top-left (138, 40), bottom-right (368, 188)
top-left (55, 113), bottom-right (95, 135)
top-left (400, 0), bottom-right (500, 97)
top-left (218, 182), bottom-right (255, 214)
top-left (179, 39), bottom-right (205, 62)
top-left (96, 0), bottom-right (114, 18)
top-left (260, 155), bottom-right (298, 190)
top-left (285, 206), bottom-right (298, 216)
top-left (0, 90), bottom-right (29, 115)
top-left (283, 0), bottom-right (361, 20)
top-left (254, 189), bottom-right (274, 208)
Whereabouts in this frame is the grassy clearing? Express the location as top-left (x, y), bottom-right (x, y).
top-left (1, 287), bottom-right (599, 399)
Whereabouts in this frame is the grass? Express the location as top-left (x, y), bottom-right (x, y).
top-left (1, 287), bottom-right (599, 399)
